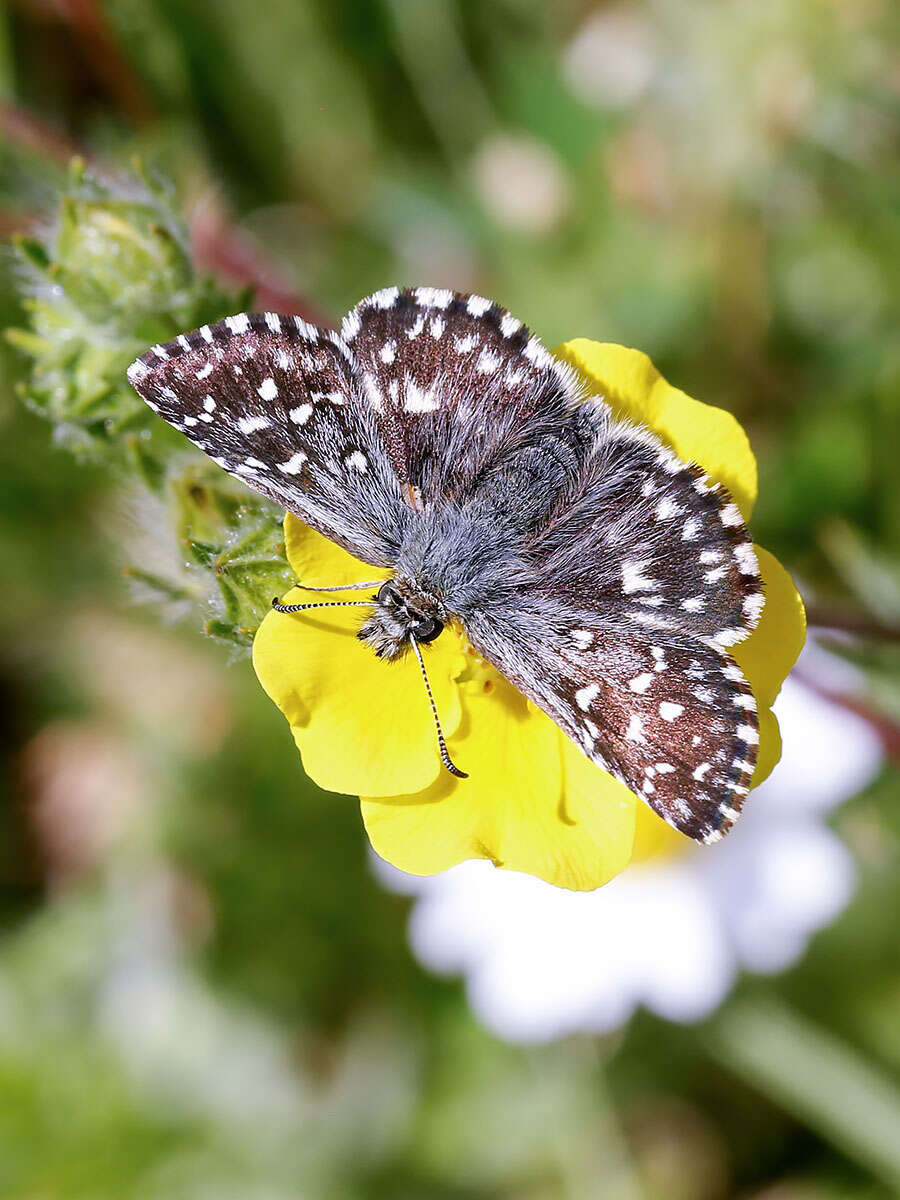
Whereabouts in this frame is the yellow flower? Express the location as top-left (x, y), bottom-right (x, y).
top-left (252, 341), bottom-right (805, 891)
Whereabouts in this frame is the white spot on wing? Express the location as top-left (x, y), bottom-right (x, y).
top-left (404, 379), bottom-right (439, 413)
top-left (628, 673), bottom-right (654, 694)
top-left (257, 377), bottom-right (278, 401)
top-left (681, 596), bottom-right (706, 613)
top-left (523, 336), bottom-right (551, 368)
top-left (225, 314), bottom-right (250, 335)
top-left (655, 496), bottom-right (680, 520)
top-left (277, 451), bottom-right (307, 476)
top-left (658, 702), bottom-right (684, 721)
top-left (713, 627), bottom-right (746, 647)
top-left (342, 310), bottom-right (362, 339)
top-left (575, 683), bottom-right (600, 711)
top-left (743, 593), bottom-right (766, 623)
top-left (734, 543), bottom-right (759, 575)
top-left (370, 286), bottom-right (400, 309)
top-left (466, 295), bottom-right (492, 316)
top-left (681, 517), bottom-right (700, 540)
top-left (363, 374), bottom-right (384, 411)
top-left (237, 415), bottom-right (270, 434)
top-left (622, 560), bottom-right (657, 594)
top-left (415, 287), bottom-right (453, 308)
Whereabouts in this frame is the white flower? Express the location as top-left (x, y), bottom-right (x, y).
top-left (374, 644), bottom-right (882, 1043)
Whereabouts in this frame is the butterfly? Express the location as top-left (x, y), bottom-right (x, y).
top-left (128, 287), bottom-right (765, 844)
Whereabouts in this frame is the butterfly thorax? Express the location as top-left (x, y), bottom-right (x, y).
top-left (358, 578), bottom-right (445, 660)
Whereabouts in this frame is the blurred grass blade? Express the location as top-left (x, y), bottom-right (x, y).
top-left (707, 997), bottom-right (900, 1191)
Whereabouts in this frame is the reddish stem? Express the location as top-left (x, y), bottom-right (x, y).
top-left (49, 0), bottom-right (157, 126)
top-left (189, 192), bottom-right (334, 327)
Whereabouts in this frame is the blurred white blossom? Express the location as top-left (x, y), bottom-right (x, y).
top-left (375, 644), bottom-right (882, 1042)
top-left (470, 133), bottom-right (571, 233)
top-left (563, 7), bottom-right (658, 109)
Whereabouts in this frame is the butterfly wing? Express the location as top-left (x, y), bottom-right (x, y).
top-left (467, 602), bottom-right (759, 843)
top-left (518, 405), bottom-right (766, 647)
top-left (459, 404), bottom-right (766, 843)
top-left (127, 312), bottom-right (407, 566)
top-left (340, 287), bottom-right (587, 507)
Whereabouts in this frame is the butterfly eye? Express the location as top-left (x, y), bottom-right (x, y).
top-left (411, 615), bottom-right (443, 644)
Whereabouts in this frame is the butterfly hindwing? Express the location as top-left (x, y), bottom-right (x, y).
top-left (559, 630), bottom-right (759, 843)
top-left (466, 607), bottom-right (759, 843)
top-left (128, 313), bottom-right (407, 565)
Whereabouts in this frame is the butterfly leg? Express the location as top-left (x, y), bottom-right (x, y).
top-left (292, 580), bottom-right (384, 593)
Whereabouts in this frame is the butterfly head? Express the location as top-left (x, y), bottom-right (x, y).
top-left (358, 579), bottom-right (445, 660)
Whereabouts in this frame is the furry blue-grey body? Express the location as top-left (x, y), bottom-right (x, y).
top-left (128, 287), bottom-right (766, 845)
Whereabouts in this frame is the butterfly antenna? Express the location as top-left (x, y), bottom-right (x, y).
top-left (271, 597), bottom-right (375, 613)
top-left (409, 634), bottom-right (468, 779)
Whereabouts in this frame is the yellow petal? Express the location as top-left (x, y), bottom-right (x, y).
top-left (361, 673), bottom-right (636, 892)
top-left (733, 545), bottom-right (805, 786)
top-left (283, 512), bottom-right (388, 588)
top-left (253, 517), bottom-right (467, 797)
top-left (556, 340), bottom-right (758, 519)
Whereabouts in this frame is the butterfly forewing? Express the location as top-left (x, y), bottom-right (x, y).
top-left (127, 313), bottom-right (406, 565)
top-left (342, 287), bottom-right (585, 505)
top-left (526, 411), bottom-right (766, 648)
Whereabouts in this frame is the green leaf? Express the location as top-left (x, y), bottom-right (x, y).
top-left (706, 997), bottom-right (900, 1191)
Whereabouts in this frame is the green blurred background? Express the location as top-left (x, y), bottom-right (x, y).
top-left (1, 1), bottom-right (899, 1196)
